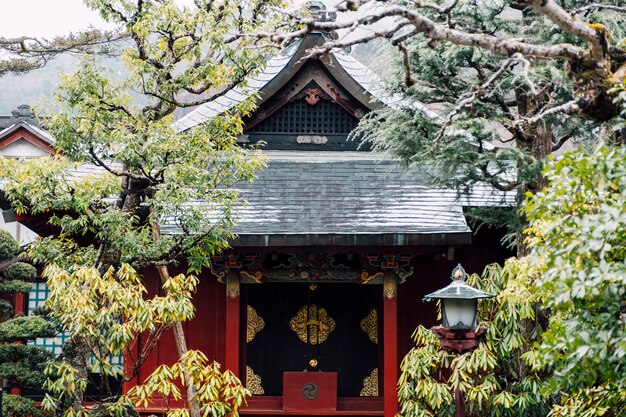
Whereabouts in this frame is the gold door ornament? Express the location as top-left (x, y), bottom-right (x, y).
top-left (247, 305), bottom-right (265, 343)
top-left (289, 304), bottom-right (336, 345)
top-left (360, 309), bottom-right (378, 344)
top-left (246, 366), bottom-right (264, 395)
top-left (360, 368), bottom-right (379, 396)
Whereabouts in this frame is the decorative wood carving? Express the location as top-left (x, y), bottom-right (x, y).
top-left (360, 308), bottom-right (378, 344)
top-left (360, 368), bottom-right (379, 397)
top-left (304, 88), bottom-right (322, 105)
top-left (246, 305), bottom-right (265, 343)
top-left (360, 271), bottom-right (384, 284)
top-left (240, 270), bottom-right (263, 283)
top-left (246, 366), bottom-right (265, 395)
top-left (289, 304), bottom-right (336, 345)
top-left (226, 271), bottom-right (240, 298)
top-left (367, 253), bottom-right (414, 283)
top-left (243, 60), bottom-right (370, 132)
top-left (383, 273), bottom-right (397, 300)
top-left (212, 251), bottom-right (414, 285)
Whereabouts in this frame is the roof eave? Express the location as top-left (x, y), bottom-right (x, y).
top-left (229, 231), bottom-right (472, 247)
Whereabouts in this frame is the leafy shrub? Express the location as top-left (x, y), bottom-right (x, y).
top-left (2, 262), bottom-right (37, 281)
top-left (2, 394), bottom-right (48, 417)
top-left (0, 230), bottom-right (19, 260)
top-left (0, 316), bottom-right (58, 341)
top-left (0, 280), bottom-right (33, 294)
top-left (0, 344), bottom-right (55, 388)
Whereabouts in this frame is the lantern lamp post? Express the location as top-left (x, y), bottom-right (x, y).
top-left (423, 264), bottom-right (494, 352)
top-left (423, 264), bottom-right (495, 417)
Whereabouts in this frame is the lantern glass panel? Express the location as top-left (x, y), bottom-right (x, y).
top-left (442, 298), bottom-right (477, 329)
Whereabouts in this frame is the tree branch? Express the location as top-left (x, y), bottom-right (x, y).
top-left (262, 2), bottom-right (586, 60)
top-left (517, 0), bottom-right (606, 60)
top-left (0, 29), bottom-right (127, 76)
top-left (517, 100), bottom-right (581, 126)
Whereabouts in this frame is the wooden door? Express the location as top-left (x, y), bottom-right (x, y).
top-left (245, 283), bottom-right (380, 397)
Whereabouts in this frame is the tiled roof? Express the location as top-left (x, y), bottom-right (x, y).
top-left (161, 151), bottom-right (476, 246)
top-left (172, 40), bottom-right (302, 132)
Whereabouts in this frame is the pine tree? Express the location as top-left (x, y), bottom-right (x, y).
top-left (0, 230), bottom-right (57, 417)
top-left (267, 0), bottom-right (626, 253)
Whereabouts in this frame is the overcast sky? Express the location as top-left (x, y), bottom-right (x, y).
top-left (1, 0), bottom-right (353, 38)
top-left (2, 0), bottom-right (112, 37)
top-left (1, 0), bottom-right (206, 37)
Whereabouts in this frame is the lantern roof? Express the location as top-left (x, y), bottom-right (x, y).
top-left (423, 264), bottom-right (495, 301)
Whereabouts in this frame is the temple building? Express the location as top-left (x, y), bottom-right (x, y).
top-left (1, 28), bottom-right (512, 417)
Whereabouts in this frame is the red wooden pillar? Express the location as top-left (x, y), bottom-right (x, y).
top-left (13, 293), bottom-right (25, 315)
top-left (383, 273), bottom-right (398, 417)
top-left (225, 271), bottom-right (240, 377)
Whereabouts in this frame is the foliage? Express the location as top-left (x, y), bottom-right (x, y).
top-left (0, 231), bottom-right (57, 412)
top-left (43, 263), bottom-right (196, 377)
top-left (522, 146), bottom-right (626, 417)
top-left (0, 280), bottom-right (35, 293)
top-left (0, 344), bottom-right (55, 388)
top-left (0, 315), bottom-right (58, 341)
top-left (611, 77), bottom-right (626, 131)
top-left (0, 1), bottom-right (287, 415)
top-left (0, 0), bottom-right (287, 273)
top-left (40, 264), bottom-right (249, 417)
top-left (399, 145), bottom-right (626, 417)
top-left (126, 351), bottom-right (248, 417)
top-left (2, 262), bottom-right (37, 281)
top-left (399, 261), bottom-right (548, 417)
top-left (0, 29), bottom-right (125, 77)
top-left (341, 0), bottom-right (626, 242)
top-left (0, 299), bottom-right (13, 320)
top-left (0, 229), bottom-right (19, 260)
top-left (1, 394), bottom-right (48, 417)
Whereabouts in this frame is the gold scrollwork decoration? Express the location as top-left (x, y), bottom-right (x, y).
top-left (360, 271), bottom-right (384, 284)
top-left (240, 270), bottom-right (263, 283)
top-left (247, 305), bottom-right (265, 343)
top-left (289, 304), bottom-right (336, 345)
top-left (246, 366), bottom-right (264, 395)
top-left (360, 368), bottom-right (379, 396)
top-left (360, 309), bottom-right (378, 344)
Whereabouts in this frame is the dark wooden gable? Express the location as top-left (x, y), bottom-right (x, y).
top-left (243, 60), bottom-right (371, 151)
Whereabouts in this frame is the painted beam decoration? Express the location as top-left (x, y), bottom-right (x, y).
top-left (210, 252), bottom-right (414, 284)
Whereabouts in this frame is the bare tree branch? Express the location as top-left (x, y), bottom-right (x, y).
top-left (260, 2), bottom-right (587, 60)
top-left (0, 28), bottom-right (127, 76)
top-left (571, 4), bottom-right (626, 15)
top-left (517, 100), bottom-right (581, 126)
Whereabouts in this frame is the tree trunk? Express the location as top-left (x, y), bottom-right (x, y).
top-left (150, 217), bottom-right (201, 417)
top-left (515, 90), bottom-right (553, 257)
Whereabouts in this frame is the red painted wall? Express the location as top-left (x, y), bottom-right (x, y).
top-left (131, 230), bottom-right (512, 414)
top-left (134, 268), bottom-right (226, 386)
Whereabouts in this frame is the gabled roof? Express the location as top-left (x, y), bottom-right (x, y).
top-left (2, 38), bottom-right (513, 248)
top-left (0, 121), bottom-right (55, 157)
top-left (174, 33), bottom-right (386, 132)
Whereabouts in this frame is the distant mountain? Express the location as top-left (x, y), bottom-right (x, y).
top-left (0, 52), bottom-right (127, 115)
top-left (1, 40), bottom-right (379, 118)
